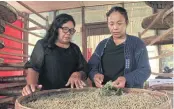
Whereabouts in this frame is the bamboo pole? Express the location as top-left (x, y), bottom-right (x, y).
top-left (149, 51), bottom-right (173, 60)
top-left (0, 97), bottom-right (15, 104)
top-left (0, 56), bottom-right (26, 61)
top-left (148, 27), bottom-right (173, 46)
top-left (0, 76), bottom-right (26, 83)
top-left (5, 45), bottom-right (24, 51)
top-left (0, 51), bottom-right (30, 58)
top-left (18, 12), bottom-right (48, 30)
top-left (0, 62), bottom-right (25, 67)
top-left (0, 88), bottom-right (22, 96)
top-left (0, 67), bottom-right (24, 71)
top-left (0, 82), bottom-right (26, 89)
top-left (0, 34), bottom-right (35, 46)
top-left (17, 1), bottom-right (48, 21)
top-left (142, 34), bottom-right (173, 45)
top-left (5, 21), bottom-right (43, 38)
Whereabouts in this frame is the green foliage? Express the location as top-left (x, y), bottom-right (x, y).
top-left (100, 81), bottom-right (123, 96)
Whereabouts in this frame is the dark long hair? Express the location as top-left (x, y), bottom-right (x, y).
top-left (43, 14), bottom-right (75, 47)
top-left (106, 6), bottom-right (129, 25)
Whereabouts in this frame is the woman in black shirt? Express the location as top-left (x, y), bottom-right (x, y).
top-left (22, 14), bottom-right (88, 96)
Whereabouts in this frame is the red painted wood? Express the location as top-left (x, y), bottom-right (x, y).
top-left (0, 20), bottom-right (24, 76)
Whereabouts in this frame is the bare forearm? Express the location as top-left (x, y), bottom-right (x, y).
top-left (25, 68), bottom-right (39, 85)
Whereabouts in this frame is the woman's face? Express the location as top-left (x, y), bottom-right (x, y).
top-left (58, 21), bottom-right (76, 44)
top-left (107, 11), bottom-right (127, 39)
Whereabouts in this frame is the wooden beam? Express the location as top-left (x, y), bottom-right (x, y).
top-left (0, 83), bottom-right (26, 89)
top-left (0, 51), bottom-right (30, 58)
top-left (0, 97), bottom-right (15, 104)
top-left (0, 34), bottom-right (35, 46)
top-left (0, 88), bottom-right (22, 96)
top-left (18, 12), bottom-right (47, 30)
top-left (0, 57), bottom-right (26, 61)
top-left (5, 21), bottom-right (43, 38)
top-left (5, 46), bottom-right (24, 51)
top-left (148, 27), bottom-right (173, 45)
top-left (0, 67), bottom-right (24, 71)
top-left (17, 1), bottom-right (48, 21)
top-left (149, 51), bottom-right (173, 60)
top-left (142, 34), bottom-right (173, 45)
top-left (27, 26), bottom-right (44, 31)
top-left (0, 76), bottom-right (26, 83)
top-left (0, 62), bottom-right (25, 68)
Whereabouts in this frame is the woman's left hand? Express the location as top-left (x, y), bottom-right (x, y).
top-left (65, 72), bottom-right (86, 89)
top-left (112, 76), bottom-right (126, 88)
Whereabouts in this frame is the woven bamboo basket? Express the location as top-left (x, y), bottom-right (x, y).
top-left (0, 1), bottom-right (18, 23)
top-left (15, 88), bottom-right (172, 109)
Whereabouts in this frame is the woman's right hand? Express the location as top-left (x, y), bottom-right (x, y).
top-left (94, 73), bottom-right (104, 88)
top-left (22, 84), bottom-right (42, 96)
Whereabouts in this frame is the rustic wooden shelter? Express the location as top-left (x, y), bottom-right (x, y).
top-left (0, 1), bottom-right (173, 109)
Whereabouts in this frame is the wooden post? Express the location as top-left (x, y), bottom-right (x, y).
top-left (82, 6), bottom-right (87, 60)
top-left (18, 12), bottom-right (47, 30)
top-left (17, 1), bottom-right (48, 21)
top-left (23, 12), bottom-right (29, 64)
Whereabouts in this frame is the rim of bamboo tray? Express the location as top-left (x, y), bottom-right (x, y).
top-left (15, 88), bottom-right (172, 109)
top-left (0, 1), bottom-right (18, 23)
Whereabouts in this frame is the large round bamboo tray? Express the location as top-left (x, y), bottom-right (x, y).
top-left (145, 1), bottom-right (173, 9)
top-left (142, 11), bottom-right (173, 30)
top-left (150, 83), bottom-right (173, 108)
top-left (15, 88), bottom-right (172, 109)
top-left (0, 1), bottom-right (18, 23)
top-left (0, 19), bottom-right (5, 34)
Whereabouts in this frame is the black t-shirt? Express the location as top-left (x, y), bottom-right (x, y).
top-left (39, 44), bottom-right (78, 90)
top-left (101, 37), bottom-right (125, 84)
top-left (25, 40), bottom-right (88, 90)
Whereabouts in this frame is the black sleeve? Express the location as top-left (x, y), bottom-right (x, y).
top-left (24, 40), bottom-right (45, 73)
top-left (74, 45), bottom-right (89, 80)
